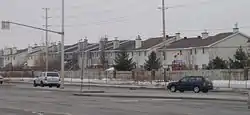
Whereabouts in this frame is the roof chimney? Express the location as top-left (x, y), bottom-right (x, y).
top-left (113, 37), bottom-right (120, 49)
top-left (28, 45), bottom-right (32, 53)
top-left (233, 23), bottom-right (239, 33)
top-left (135, 35), bottom-right (142, 49)
top-left (57, 41), bottom-right (61, 52)
top-left (201, 30), bottom-right (209, 39)
top-left (175, 33), bottom-right (181, 41)
top-left (83, 37), bottom-right (88, 49)
top-left (99, 37), bottom-right (107, 50)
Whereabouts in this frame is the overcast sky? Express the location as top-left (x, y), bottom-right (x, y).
top-left (1, 0), bottom-right (250, 49)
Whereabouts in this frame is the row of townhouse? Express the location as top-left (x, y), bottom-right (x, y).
top-left (70, 26), bottom-right (250, 70)
top-left (160, 27), bottom-right (250, 70)
top-left (1, 26), bottom-right (250, 71)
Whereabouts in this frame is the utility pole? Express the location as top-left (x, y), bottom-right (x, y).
top-left (61, 0), bottom-right (65, 89)
top-left (161, 0), bottom-right (167, 41)
top-left (43, 8), bottom-right (50, 72)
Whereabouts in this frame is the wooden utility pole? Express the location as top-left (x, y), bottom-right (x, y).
top-left (161, 0), bottom-right (167, 41)
top-left (42, 8), bottom-right (50, 72)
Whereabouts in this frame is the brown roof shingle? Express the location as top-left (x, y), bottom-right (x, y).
top-left (164, 32), bottom-right (234, 49)
top-left (137, 36), bottom-right (174, 50)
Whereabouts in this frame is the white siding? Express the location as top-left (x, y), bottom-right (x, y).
top-left (210, 34), bottom-right (249, 60)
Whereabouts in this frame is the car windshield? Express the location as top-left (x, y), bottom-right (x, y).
top-left (47, 73), bottom-right (59, 77)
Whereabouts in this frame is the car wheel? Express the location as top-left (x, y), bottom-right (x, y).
top-left (193, 86), bottom-right (200, 93)
top-left (56, 85), bottom-right (60, 88)
top-left (0, 81), bottom-right (3, 84)
top-left (170, 85), bottom-right (177, 92)
top-left (40, 81), bottom-right (44, 87)
top-left (33, 81), bottom-right (37, 87)
top-left (49, 85), bottom-right (52, 88)
top-left (179, 89), bottom-right (184, 93)
top-left (202, 89), bottom-right (208, 93)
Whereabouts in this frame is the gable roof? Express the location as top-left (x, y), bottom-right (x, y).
top-left (137, 36), bottom-right (174, 50)
top-left (163, 32), bottom-right (234, 49)
top-left (17, 48), bottom-right (28, 54)
top-left (115, 40), bottom-right (135, 50)
top-left (113, 36), bottom-right (174, 51)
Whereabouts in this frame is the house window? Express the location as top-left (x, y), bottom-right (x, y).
top-left (202, 48), bottom-right (205, 54)
top-left (7, 57), bottom-right (9, 60)
top-left (194, 49), bottom-right (197, 54)
top-left (190, 49), bottom-right (192, 55)
top-left (180, 50), bottom-right (182, 55)
top-left (13, 56), bottom-right (15, 60)
top-left (144, 51), bottom-right (147, 56)
top-left (131, 52), bottom-right (133, 56)
top-left (202, 64), bottom-right (207, 69)
top-left (138, 52), bottom-right (141, 56)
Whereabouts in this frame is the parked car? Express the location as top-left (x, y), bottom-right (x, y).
top-left (167, 76), bottom-right (213, 93)
top-left (0, 75), bottom-right (4, 84)
top-left (33, 72), bottom-right (61, 88)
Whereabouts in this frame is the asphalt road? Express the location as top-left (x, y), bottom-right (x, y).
top-left (0, 84), bottom-right (249, 115)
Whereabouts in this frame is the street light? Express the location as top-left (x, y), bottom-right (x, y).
top-left (1, 0), bottom-right (65, 88)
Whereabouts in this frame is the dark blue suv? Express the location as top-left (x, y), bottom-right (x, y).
top-left (167, 76), bottom-right (213, 93)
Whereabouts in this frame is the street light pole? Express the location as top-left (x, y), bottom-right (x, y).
top-left (60, 0), bottom-right (65, 89)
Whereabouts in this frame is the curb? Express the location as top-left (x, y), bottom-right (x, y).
top-left (0, 84), bottom-right (16, 87)
top-left (11, 87), bottom-right (79, 93)
top-left (73, 93), bottom-right (247, 102)
top-left (7, 84), bottom-right (106, 93)
top-left (80, 90), bottom-right (105, 93)
top-left (9, 81), bottom-right (166, 90)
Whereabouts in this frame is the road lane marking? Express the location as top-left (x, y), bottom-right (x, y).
top-left (111, 99), bottom-right (139, 103)
top-left (35, 90), bottom-right (52, 93)
top-left (151, 99), bottom-right (182, 101)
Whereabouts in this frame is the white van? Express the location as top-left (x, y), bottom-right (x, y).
top-left (33, 72), bottom-right (61, 88)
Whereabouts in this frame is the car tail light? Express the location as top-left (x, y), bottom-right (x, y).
top-left (45, 77), bottom-right (47, 80)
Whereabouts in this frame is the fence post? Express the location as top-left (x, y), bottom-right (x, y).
top-left (228, 69), bottom-right (231, 88)
top-left (248, 91), bottom-right (250, 109)
top-left (70, 71), bottom-right (73, 84)
top-left (105, 71), bottom-right (108, 84)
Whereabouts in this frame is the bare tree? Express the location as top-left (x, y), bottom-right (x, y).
top-left (34, 53), bottom-right (61, 71)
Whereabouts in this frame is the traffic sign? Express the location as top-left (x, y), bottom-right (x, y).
top-left (1, 21), bottom-right (10, 30)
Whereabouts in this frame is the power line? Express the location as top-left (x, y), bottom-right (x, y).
top-left (166, 0), bottom-right (225, 9)
top-left (50, 0), bottom-right (146, 19)
top-left (177, 26), bottom-right (250, 32)
top-left (49, 15), bottom-right (129, 28)
top-left (48, 7), bottom-right (152, 28)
